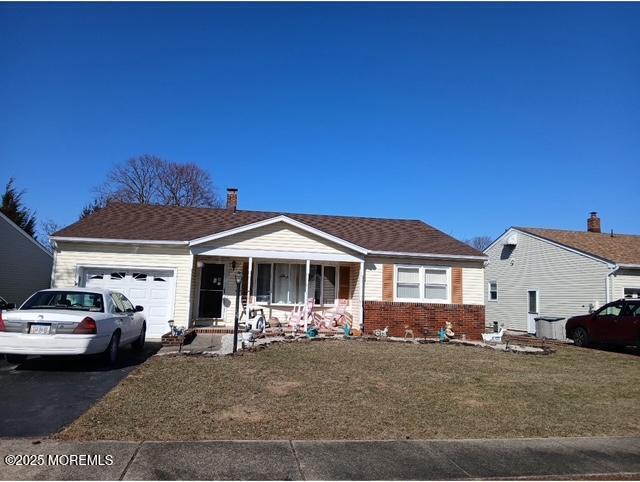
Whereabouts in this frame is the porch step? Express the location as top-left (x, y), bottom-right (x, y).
top-left (194, 327), bottom-right (234, 334)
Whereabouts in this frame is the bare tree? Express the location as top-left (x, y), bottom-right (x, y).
top-left (97, 154), bottom-right (163, 204)
top-left (90, 155), bottom-right (221, 216)
top-left (39, 219), bottom-right (61, 252)
top-left (464, 235), bottom-right (493, 252)
top-left (157, 162), bottom-right (220, 208)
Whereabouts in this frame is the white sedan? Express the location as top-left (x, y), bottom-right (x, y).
top-left (0, 288), bottom-right (146, 365)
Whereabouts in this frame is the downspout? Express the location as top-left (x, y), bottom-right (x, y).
top-left (49, 240), bottom-right (58, 289)
top-left (606, 265), bottom-right (620, 304)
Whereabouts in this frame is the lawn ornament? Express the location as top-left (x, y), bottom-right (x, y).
top-left (374, 326), bottom-right (389, 338)
top-left (343, 322), bottom-right (351, 337)
top-left (438, 327), bottom-right (448, 342)
top-left (482, 327), bottom-right (506, 343)
top-left (404, 325), bottom-right (414, 339)
top-left (445, 321), bottom-right (455, 338)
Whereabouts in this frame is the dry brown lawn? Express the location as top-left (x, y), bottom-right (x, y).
top-left (58, 340), bottom-right (640, 441)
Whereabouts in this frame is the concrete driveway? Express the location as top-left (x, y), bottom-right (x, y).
top-left (0, 343), bottom-right (159, 438)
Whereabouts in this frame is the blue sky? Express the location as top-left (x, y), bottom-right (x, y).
top-left (1, 2), bottom-right (639, 242)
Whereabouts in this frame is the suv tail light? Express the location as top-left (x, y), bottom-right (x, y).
top-left (73, 317), bottom-right (97, 335)
top-left (0, 310), bottom-right (5, 332)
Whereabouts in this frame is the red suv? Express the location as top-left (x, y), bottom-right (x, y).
top-left (566, 299), bottom-right (640, 348)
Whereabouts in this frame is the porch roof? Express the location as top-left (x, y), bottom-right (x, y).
top-left (193, 247), bottom-right (363, 263)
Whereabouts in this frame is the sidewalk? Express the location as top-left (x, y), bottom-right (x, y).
top-left (1, 437), bottom-right (639, 480)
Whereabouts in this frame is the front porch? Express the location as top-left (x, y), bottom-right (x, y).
top-left (189, 252), bottom-right (364, 333)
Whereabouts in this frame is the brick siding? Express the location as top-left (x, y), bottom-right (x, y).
top-left (364, 301), bottom-right (485, 340)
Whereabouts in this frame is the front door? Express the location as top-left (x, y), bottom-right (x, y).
top-left (527, 289), bottom-right (539, 334)
top-left (198, 264), bottom-right (224, 319)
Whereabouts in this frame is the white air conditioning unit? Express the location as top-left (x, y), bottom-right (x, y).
top-left (503, 233), bottom-right (518, 246)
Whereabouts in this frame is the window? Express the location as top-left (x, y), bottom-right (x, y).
top-left (489, 281), bottom-right (498, 301)
top-left (425, 269), bottom-right (448, 300)
top-left (110, 272), bottom-right (125, 280)
top-left (133, 273), bottom-right (147, 281)
top-left (21, 291), bottom-right (104, 312)
top-left (255, 264), bottom-right (272, 303)
top-left (308, 265), bottom-right (336, 304)
top-left (395, 266), bottom-right (450, 302)
top-left (255, 262), bottom-right (338, 305)
top-left (597, 302), bottom-right (623, 317)
top-left (527, 290), bottom-right (538, 314)
top-left (626, 303), bottom-right (640, 317)
top-left (624, 288), bottom-right (640, 299)
top-left (111, 294), bottom-right (126, 313)
top-left (116, 293), bottom-right (134, 312)
top-left (397, 267), bottom-right (420, 299)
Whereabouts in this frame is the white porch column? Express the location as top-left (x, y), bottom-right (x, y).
top-left (304, 259), bottom-right (310, 329)
top-left (359, 261), bottom-right (365, 331)
top-left (246, 257), bottom-right (253, 306)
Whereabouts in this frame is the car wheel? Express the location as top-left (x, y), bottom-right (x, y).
top-left (572, 327), bottom-right (589, 347)
top-left (5, 354), bottom-right (27, 364)
top-left (131, 323), bottom-right (146, 352)
top-left (104, 331), bottom-right (120, 366)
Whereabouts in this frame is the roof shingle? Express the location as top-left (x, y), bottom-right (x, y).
top-left (54, 203), bottom-right (484, 257)
top-left (516, 227), bottom-right (640, 265)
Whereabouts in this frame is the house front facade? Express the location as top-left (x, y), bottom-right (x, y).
top-left (484, 212), bottom-right (640, 340)
top-left (51, 189), bottom-right (487, 340)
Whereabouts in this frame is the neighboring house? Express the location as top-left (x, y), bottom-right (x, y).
top-left (484, 212), bottom-right (640, 340)
top-left (51, 188), bottom-right (487, 340)
top-left (0, 211), bottom-right (53, 305)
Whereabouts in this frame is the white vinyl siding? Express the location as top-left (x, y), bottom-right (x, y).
top-left (462, 267), bottom-right (485, 305)
top-left (199, 222), bottom-right (353, 255)
top-left (484, 229), bottom-right (609, 334)
top-left (611, 269), bottom-right (640, 300)
top-left (53, 242), bottom-right (194, 331)
top-left (0, 214), bottom-right (53, 305)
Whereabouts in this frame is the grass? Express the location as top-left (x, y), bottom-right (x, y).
top-left (58, 340), bottom-right (640, 441)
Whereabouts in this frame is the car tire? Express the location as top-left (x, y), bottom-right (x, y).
top-left (5, 354), bottom-right (27, 364)
top-left (131, 323), bottom-right (146, 352)
top-left (104, 331), bottom-right (120, 366)
top-left (572, 327), bottom-right (589, 347)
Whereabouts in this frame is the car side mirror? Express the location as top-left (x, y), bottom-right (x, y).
top-left (5, 303), bottom-right (15, 310)
top-left (135, 305), bottom-right (144, 312)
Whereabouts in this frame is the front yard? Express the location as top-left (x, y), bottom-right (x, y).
top-left (59, 340), bottom-right (640, 440)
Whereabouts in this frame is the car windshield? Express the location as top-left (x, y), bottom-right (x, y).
top-left (21, 291), bottom-right (104, 312)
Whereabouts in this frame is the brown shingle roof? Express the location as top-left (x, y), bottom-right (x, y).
top-left (516, 227), bottom-right (640, 265)
top-left (54, 203), bottom-right (484, 257)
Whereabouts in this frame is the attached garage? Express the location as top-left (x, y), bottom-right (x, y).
top-left (81, 268), bottom-right (176, 339)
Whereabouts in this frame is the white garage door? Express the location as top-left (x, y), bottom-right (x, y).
top-left (82, 268), bottom-right (175, 339)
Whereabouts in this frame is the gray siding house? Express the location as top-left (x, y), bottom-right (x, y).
top-left (484, 213), bottom-right (640, 339)
top-left (0, 211), bottom-right (53, 305)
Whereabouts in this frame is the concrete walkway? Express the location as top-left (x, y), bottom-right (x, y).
top-left (1, 437), bottom-right (639, 480)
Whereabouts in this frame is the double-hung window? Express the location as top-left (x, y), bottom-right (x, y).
top-left (488, 281), bottom-right (498, 301)
top-left (255, 262), bottom-right (337, 305)
top-left (395, 265), bottom-right (450, 302)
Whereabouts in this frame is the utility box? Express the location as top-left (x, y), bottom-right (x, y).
top-left (535, 316), bottom-right (566, 341)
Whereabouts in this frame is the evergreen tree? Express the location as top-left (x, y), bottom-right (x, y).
top-left (1, 178), bottom-right (37, 238)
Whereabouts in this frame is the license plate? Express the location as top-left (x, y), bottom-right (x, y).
top-left (30, 324), bottom-right (51, 335)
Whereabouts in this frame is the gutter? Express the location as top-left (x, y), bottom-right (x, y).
top-left (368, 250), bottom-right (488, 261)
top-left (51, 236), bottom-right (189, 246)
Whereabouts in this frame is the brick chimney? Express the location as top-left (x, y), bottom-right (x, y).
top-left (226, 188), bottom-right (238, 212)
top-left (587, 212), bottom-right (601, 233)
